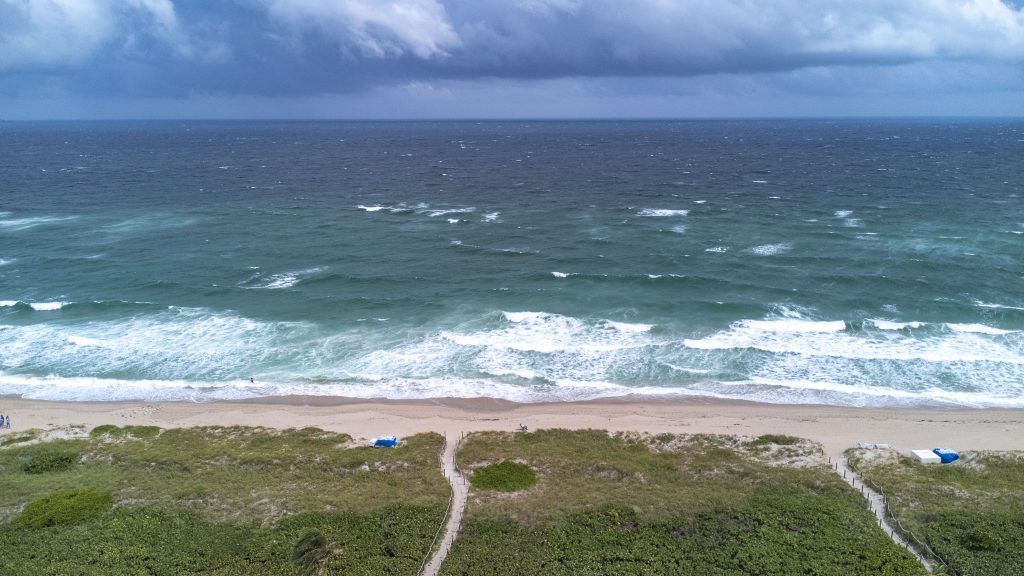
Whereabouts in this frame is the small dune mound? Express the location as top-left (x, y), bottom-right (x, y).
top-left (470, 460), bottom-right (538, 492)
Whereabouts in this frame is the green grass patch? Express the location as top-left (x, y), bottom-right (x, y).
top-left (849, 449), bottom-right (1024, 576)
top-left (0, 431), bottom-right (38, 447)
top-left (470, 461), bottom-right (537, 492)
top-left (1, 426), bottom-right (449, 574)
top-left (13, 488), bottom-right (113, 528)
top-left (442, 430), bottom-right (926, 576)
top-left (90, 424), bottom-right (161, 439)
top-left (748, 433), bottom-right (802, 447)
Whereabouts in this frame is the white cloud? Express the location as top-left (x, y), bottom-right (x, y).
top-left (445, 0), bottom-right (1024, 74)
top-left (0, 0), bottom-right (224, 71)
top-left (0, 0), bottom-right (116, 70)
top-left (260, 0), bottom-right (461, 59)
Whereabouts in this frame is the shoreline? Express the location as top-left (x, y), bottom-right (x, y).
top-left (4, 394), bottom-right (1024, 459)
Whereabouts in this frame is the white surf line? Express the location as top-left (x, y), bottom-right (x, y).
top-left (834, 458), bottom-right (935, 573)
top-left (420, 434), bottom-right (469, 576)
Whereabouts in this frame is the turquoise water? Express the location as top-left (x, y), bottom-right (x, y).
top-left (1, 120), bottom-right (1022, 405)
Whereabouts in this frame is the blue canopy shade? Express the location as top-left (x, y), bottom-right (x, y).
top-left (372, 435), bottom-right (398, 447)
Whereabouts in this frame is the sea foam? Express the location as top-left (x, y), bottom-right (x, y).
top-left (684, 313), bottom-right (1023, 364)
top-left (638, 209), bottom-right (689, 217)
top-left (0, 215), bottom-right (77, 232)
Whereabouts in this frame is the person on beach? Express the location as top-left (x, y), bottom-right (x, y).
top-left (4, 415), bottom-right (9, 429)
top-left (250, 377), bottom-right (255, 384)
top-left (0, 414), bottom-right (4, 430)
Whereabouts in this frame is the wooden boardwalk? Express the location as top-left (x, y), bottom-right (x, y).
top-left (835, 458), bottom-right (934, 573)
top-left (421, 436), bottom-right (469, 576)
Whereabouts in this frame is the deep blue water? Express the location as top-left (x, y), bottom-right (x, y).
top-left (1, 120), bottom-right (1022, 405)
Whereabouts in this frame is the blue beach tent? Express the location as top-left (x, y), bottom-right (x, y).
top-left (371, 435), bottom-right (398, 448)
top-left (932, 448), bottom-right (959, 464)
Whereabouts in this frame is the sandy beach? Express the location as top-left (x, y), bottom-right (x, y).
top-left (3, 395), bottom-right (1023, 459)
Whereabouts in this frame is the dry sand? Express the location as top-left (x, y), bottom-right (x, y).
top-left (3, 395), bottom-right (1023, 458)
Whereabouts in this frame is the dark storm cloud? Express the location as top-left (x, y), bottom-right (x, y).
top-left (1, 0), bottom-right (1023, 99)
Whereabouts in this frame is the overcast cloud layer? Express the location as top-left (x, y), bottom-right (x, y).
top-left (1, 0), bottom-right (1023, 118)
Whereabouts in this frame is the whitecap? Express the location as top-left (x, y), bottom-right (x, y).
top-left (603, 321), bottom-right (653, 333)
top-left (250, 266), bottom-right (327, 289)
top-left (551, 271), bottom-right (572, 278)
top-left (752, 180), bottom-right (768, 184)
top-left (638, 209), bottom-right (689, 217)
top-left (424, 207), bottom-right (475, 217)
top-left (357, 205), bottom-right (386, 212)
top-left (834, 210), bottom-right (853, 218)
top-left (0, 300), bottom-right (18, 307)
top-left (747, 243), bottom-right (791, 256)
top-left (693, 200), bottom-right (706, 204)
top-left (869, 319), bottom-right (926, 330)
top-left (68, 335), bottom-right (106, 347)
top-left (0, 258), bottom-right (13, 266)
top-left (974, 300), bottom-right (1024, 312)
top-left (705, 246), bottom-right (728, 253)
top-left (948, 323), bottom-right (1016, 335)
top-left (30, 302), bottom-right (66, 311)
top-left (744, 319), bottom-right (847, 333)
top-left (447, 218), bottom-right (460, 224)
top-left (684, 313), bottom-right (1022, 364)
top-left (670, 225), bottom-right (687, 234)
top-left (482, 212), bottom-right (501, 222)
top-left (436, 310), bottom-right (655, 354)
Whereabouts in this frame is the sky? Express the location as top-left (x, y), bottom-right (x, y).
top-left (1, 0), bottom-right (1023, 119)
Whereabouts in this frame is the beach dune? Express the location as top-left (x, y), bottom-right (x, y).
top-left (5, 396), bottom-right (1023, 458)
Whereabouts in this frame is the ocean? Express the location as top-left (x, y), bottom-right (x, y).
top-left (1, 119), bottom-right (1022, 406)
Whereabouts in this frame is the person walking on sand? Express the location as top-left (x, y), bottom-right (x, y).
top-left (4, 415), bottom-right (9, 429)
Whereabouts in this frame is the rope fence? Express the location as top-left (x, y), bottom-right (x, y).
top-left (846, 458), bottom-right (957, 576)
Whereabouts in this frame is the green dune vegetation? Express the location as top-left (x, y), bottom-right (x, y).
top-left (848, 448), bottom-right (1024, 576)
top-left (13, 425), bottom-right (1017, 575)
top-left (0, 425), bottom-right (448, 575)
top-left (442, 429), bottom-right (927, 576)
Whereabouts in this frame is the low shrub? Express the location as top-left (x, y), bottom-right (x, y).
top-left (21, 449), bottom-right (77, 474)
top-left (13, 488), bottom-right (113, 528)
top-left (122, 425), bottom-right (160, 438)
top-left (471, 461), bottom-right (538, 492)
